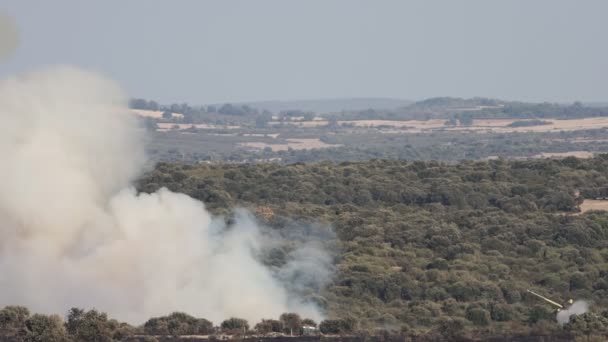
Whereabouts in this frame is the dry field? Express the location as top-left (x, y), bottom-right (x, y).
top-left (579, 199), bottom-right (608, 214)
top-left (401, 117), bottom-right (608, 133)
top-left (571, 138), bottom-right (608, 143)
top-left (268, 117), bottom-right (608, 134)
top-left (156, 123), bottom-right (241, 131)
top-left (132, 109), bottom-right (183, 119)
top-left (343, 119), bottom-right (446, 131)
top-left (460, 117), bottom-right (608, 133)
top-left (339, 117), bottom-right (608, 133)
top-left (239, 138), bottom-right (341, 151)
top-left (268, 120), bottom-right (329, 127)
top-left (242, 133), bottom-right (280, 139)
top-left (532, 151), bottom-right (595, 159)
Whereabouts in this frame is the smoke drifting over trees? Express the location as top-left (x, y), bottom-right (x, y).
top-left (557, 301), bottom-right (589, 325)
top-left (0, 66), bottom-right (331, 324)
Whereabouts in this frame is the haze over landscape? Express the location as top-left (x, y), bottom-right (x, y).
top-left (3, 2), bottom-right (608, 342)
top-left (2, 0), bottom-right (607, 105)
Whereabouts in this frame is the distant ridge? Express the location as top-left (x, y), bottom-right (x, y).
top-left (219, 97), bottom-right (412, 114)
top-left (585, 102), bottom-right (608, 108)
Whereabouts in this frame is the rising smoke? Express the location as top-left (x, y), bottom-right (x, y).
top-left (556, 300), bottom-right (589, 325)
top-left (0, 66), bottom-right (332, 324)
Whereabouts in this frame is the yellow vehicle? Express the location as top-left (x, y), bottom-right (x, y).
top-left (526, 289), bottom-right (573, 312)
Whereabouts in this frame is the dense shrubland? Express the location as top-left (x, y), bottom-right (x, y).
top-left (132, 96), bottom-right (608, 165)
top-left (135, 156), bottom-right (608, 339)
top-left (145, 126), bottom-right (608, 165)
top-left (5, 156), bottom-right (608, 340)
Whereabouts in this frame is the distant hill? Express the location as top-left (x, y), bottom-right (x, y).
top-left (585, 102), bottom-right (608, 108)
top-left (410, 96), bottom-right (504, 109)
top-left (224, 98), bottom-right (413, 114)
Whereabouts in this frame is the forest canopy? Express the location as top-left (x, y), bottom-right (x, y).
top-left (132, 155), bottom-right (608, 340)
top-left (4, 156), bottom-right (608, 340)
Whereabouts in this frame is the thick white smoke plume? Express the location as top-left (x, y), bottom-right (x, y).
top-left (556, 300), bottom-right (589, 325)
top-left (0, 66), bottom-right (330, 324)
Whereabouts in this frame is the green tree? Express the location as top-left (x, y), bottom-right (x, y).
top-left (302, 318), bottom-right (317, 327)
top-left (21, 314), bottom-right (70, 342)
top-left (0, 306), bottom-right (30, 337)
top-left (564, 313), bottom-right (608, 340)
top-left (65, 308), bottom-right (114, 342)
top-left (254, 319), bottom-right (282, 334)
top-left (220, 318), bottom-right (249, 333)
top-left (465, 306), bottom-right (490, 326)
top-left (279, 313), bottom-right (302, 335)
top-left (438, 317), bottom-right (465, 340)
top-left (319, 319), bottom-right (355, 334)
top-left (144, 312), bottom-right (212, 336)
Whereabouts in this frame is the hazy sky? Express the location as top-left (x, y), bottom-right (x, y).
top-left (1, 1), bottom-right (607, 104)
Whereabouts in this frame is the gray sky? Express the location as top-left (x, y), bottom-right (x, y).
top-left (1, 0), bottom-right (607, 104)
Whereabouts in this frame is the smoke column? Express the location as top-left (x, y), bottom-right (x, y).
top-left (0, 66), bottom-right (328, 324)
top-left (556, 300), bottom-right (589, 325)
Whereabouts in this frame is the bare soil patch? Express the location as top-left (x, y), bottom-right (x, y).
top-left (532, 151), bottom-right (595, 159)
top-left (571, 138), bottom-right (608, 143)
top-left (242, 133), bottom-right (280, 139)
top-left (156, 123), bottom-right (241, 131)
top-left (268, 120), bottom-right (329, 127)
top-left (239, 138), bottom-right (341, 151)
top-left (132, 109), bottom-right (183, 119)
top-left (342, 119), bottom-right (446, 131)
top-left (470, 117), bottom-right (608, 133)
top-left (579, 199), bottom-right (608, 213)
top-left (265, 117), bottom-right (608, 133)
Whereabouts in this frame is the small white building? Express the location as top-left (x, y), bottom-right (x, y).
top-left (302, 325), bottom-right (319, 336)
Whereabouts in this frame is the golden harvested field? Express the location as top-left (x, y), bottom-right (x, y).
top-left (467, 117), bottom-right (608, 133)
top-left (156, 123), bottom-right (241, 131)
top-left (242, 133), bottom-right (280, 139)
top-left (268, 120), bottom-right (329, 127)
top-left (268, 117), bottom-right (608, 134)
top-left (440, 118), bottom-right (608, 133)
top-left (132, 109), bottom-right (183, 119)
top-left (571, 138), bottom-right (608, 143)
top-left (532, 151), bottom-right (595, 159)
top-left (239, 138), bottom-right (341, 151)
top-left (344, 119), bottom-right (446, 130)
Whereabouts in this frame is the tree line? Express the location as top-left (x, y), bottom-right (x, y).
top-left (129, 98), bottom-right (270, 125)
top-left (0, 306), bottom-right (358, 342)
